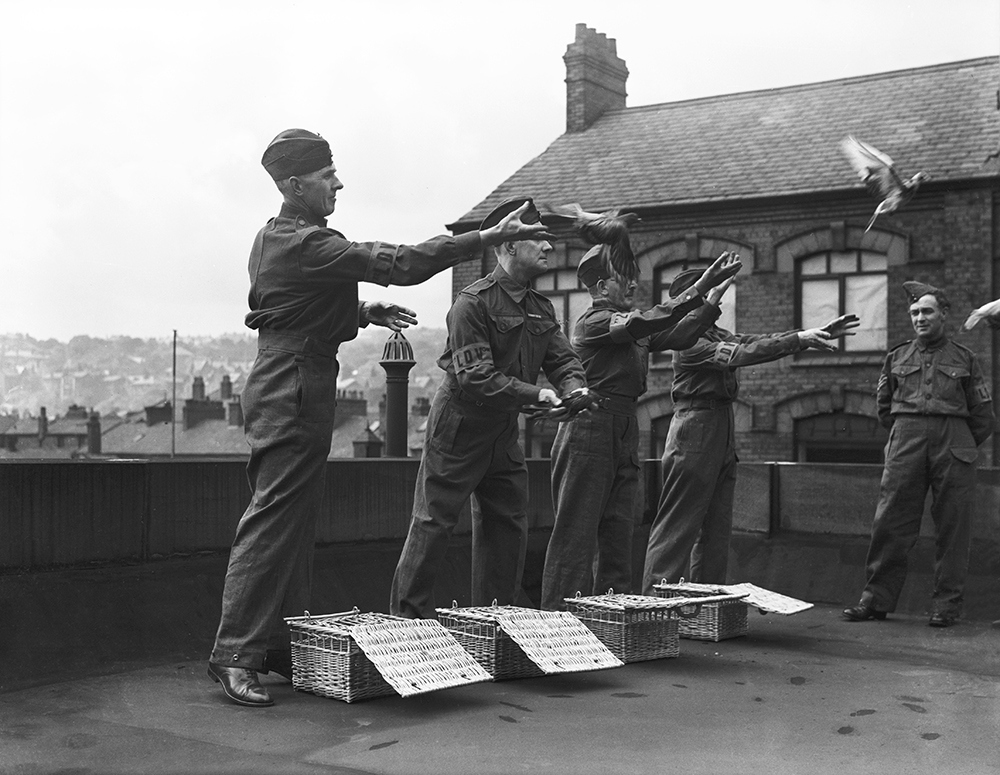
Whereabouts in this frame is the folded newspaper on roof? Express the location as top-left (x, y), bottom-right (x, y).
top-left (662, 581), bottom-right (812, 615)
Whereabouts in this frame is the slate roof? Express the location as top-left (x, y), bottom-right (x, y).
top-left (453, 57), bottom-right (1000, 226)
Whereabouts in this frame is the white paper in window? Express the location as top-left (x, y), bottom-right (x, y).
top-left (801, 279), bottom-right (839, 329)
top-left (845, 275), bottom-right (887, 351)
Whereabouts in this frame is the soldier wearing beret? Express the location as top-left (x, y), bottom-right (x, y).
top-left (208, 132), bottom-right (555, 707)
top-left (539, 247), bottom-right (741, 610)
top-left (844, 281), bottom-right (994, 627)
top-left (390, 198), bottom-right (592, 619)
top-left (642, 273), bottom-right (859, 593)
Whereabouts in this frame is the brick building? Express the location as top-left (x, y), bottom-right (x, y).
top-left (447, 24), bottom-right (1000, 464)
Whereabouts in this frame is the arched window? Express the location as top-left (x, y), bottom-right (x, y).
top-left (533, 245), bottom-right (591, 334)
top-left (796, 250), bottom-right (887, 353)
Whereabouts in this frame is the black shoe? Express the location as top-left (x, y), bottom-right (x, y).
top-left (842, 602), bottom-right (888, 622)
top-left (207, 662), bottom-right (274, 707)
top-left (928, 612), bottom-right (957, 628)
top-left (262, 649), bottom-right (293, 681)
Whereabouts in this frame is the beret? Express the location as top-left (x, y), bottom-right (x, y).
top-left (577, 244), bottom-right (613, 287)
top-left (669, 268), bottom-right (703, 298)
top-left (479, 197), bottom-right (574, 231)
top-left (261, 128), bottom-right (332, 181)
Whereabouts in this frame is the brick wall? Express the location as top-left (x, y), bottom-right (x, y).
top-left (452, 183), bottom-right (999, 464)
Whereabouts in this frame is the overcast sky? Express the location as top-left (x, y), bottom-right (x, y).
top-left (1, 0), bottom-right (998, 342)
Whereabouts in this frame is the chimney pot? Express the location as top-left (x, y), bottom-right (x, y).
top-left (564, 24), bottom-right (629, 133)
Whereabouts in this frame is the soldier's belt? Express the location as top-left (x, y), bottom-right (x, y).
top-left (594, 394), bottom-right (637, 416)
top-left (257, 329), bottom-right (337, 359)
top-left (673, 398), bottom-right (732, 411)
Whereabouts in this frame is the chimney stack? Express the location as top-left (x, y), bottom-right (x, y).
top-left (564, 24), bottom-right (628, 133)
top-left (38, 407), bottom-right (48, 442)
top-left (192, 376), bottom-right (206, 401)
top-left (87, 411), bottom-right (102, 455)
top-left (226, 395), bottom-right (244, 428)
top-left (220, 375), bottom-right (233, 401)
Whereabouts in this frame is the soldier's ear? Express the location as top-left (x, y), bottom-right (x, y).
top-left (504, 242), bottom-right (517, 256)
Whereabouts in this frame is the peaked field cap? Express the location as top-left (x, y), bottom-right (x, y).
top-left (478, 197), bottom-right (574, 231)
top-left (261, 128), bottom-right (332, 181)
top-left (577, 245), bottom-right (613, 287)
top-left (669, 268), bottom-right (703, 297)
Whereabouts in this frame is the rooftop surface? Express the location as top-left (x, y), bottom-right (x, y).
top-left (2, 605), bottom-right (997, 775)
top-left (454, 57), bottom-right (1000, 225)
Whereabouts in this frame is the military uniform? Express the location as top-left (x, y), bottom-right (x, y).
top-left (643, 326), bottom-right (804, 592)
top-left (540, 288), bottom-right (720, 610)
top-left (390, 262), bottom-right (586, 618)
top-left (210, 200), bottom-right (484, 671)
top-left (859, 336), bottom-right (993, 617)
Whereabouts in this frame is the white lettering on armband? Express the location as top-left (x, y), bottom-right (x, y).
top-left (453, 343), bottom-right (494, 374)
top-left (712, 341), bottom-right (738, 367)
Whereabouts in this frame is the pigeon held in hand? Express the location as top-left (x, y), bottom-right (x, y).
top-left (840, 136), bottom-right (930, 233)
top-left (543, 202), bottom-right (641, 282)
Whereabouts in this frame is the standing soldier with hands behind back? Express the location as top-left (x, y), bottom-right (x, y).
top-left (844, 281), bottom-right (993, 627)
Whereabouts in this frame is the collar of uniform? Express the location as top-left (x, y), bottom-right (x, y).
top-left (278, 202), bottom-right (328, 228)
top-left (492, 263), bottom-right (530, 304)
top-left (593, 298), bottom-right (631, 313)
top-left (915, 335), bottom-right (948, 352)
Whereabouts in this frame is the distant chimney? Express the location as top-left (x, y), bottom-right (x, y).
top-left (336, 389), bottom-right (368, 418)
top-left (87, 411), bottom-right (101, 455)
top-left (353, 426), bottom-right (384, 458)
top-left (191, 376), bottom-right (206, 401)
top-left (145, 401), bottom-right (173, 426)
top-left (564, 23), bottom-right (628, 133)
top-left (38, 407), bottom-right (48, 442)
top-left (412, 396), bottom-right (431, 417)
top-left (226, 396), bottom-right (244, 428)
top-left (220, 375), bottom-right (233, 401)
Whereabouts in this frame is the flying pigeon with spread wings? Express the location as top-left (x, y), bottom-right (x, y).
top-left (840, 136), bottom-right (930, 233)
top-left (541, 203), bottom-right (641, 282)
top-left (962, 298), bottom-right (1000, 331)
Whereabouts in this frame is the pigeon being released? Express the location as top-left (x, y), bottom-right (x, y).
top-left (962, 298), bottom-right (1000, 331)
top-left (840, 136), bottom-right (930, 233)
top-left (542, 203), bottom-right (641, 281)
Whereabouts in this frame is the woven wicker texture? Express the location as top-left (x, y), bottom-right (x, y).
top-left (563, 593), bottom-right (686, 663)
top-left (652, 583), bottom-right (750, 642)
top-left (284, 610), bottom-right (489, 702)
top-left (436, 605), bottom-right (623, 679)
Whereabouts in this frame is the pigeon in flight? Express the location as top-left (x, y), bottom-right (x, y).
top-left (542, 203), bottom-right (641, 282)
top-left (962, 298), bottom-right (1000, 331)
top-left (840, 136), bottom-right (930, 233)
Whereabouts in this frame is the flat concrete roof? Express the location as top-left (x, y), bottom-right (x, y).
top-left (2, 605), bottom-right (997, 775)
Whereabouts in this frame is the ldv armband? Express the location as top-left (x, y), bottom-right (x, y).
top-left (452, 343), bottom-right (494, 373)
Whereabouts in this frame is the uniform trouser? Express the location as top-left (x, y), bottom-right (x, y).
top-left (541, 411), bottom-right (640, 610)
top-left (861, 415), bottom-right (977, 615)
top-left (642, 405), bottom-right (737, 594)
top-left (390, 391), bottom-right (528, 618)
top-left (210, 340), bottom-right (337, 670)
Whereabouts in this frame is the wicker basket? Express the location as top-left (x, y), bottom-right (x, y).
top-left (436, 603), bottom-right (623, 680)
top-left (563, 593), bottom-right (681, 663)
top-left (285, 609), bottom-right (490, 702)
top-left (652, 582), bottom-right (749, 642)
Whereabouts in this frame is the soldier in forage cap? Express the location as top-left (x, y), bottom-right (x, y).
top-left (208, 131), bottom-right (556, 708)
top-left (642, 271), bottom-right (860, 594)
top-left (844, 281), bottom-right (993, 627)
top-left (390, 197), bottom-right (594, 619)
top-left (539, 246), bottom-right (741, 610)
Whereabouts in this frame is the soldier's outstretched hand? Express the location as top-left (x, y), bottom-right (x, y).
top-left (364, 301), bottom-right (418, 332)
top-left (820, 313), bottom-right (861, 339)
top-left (695, 251), bottom-right (743, 293)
